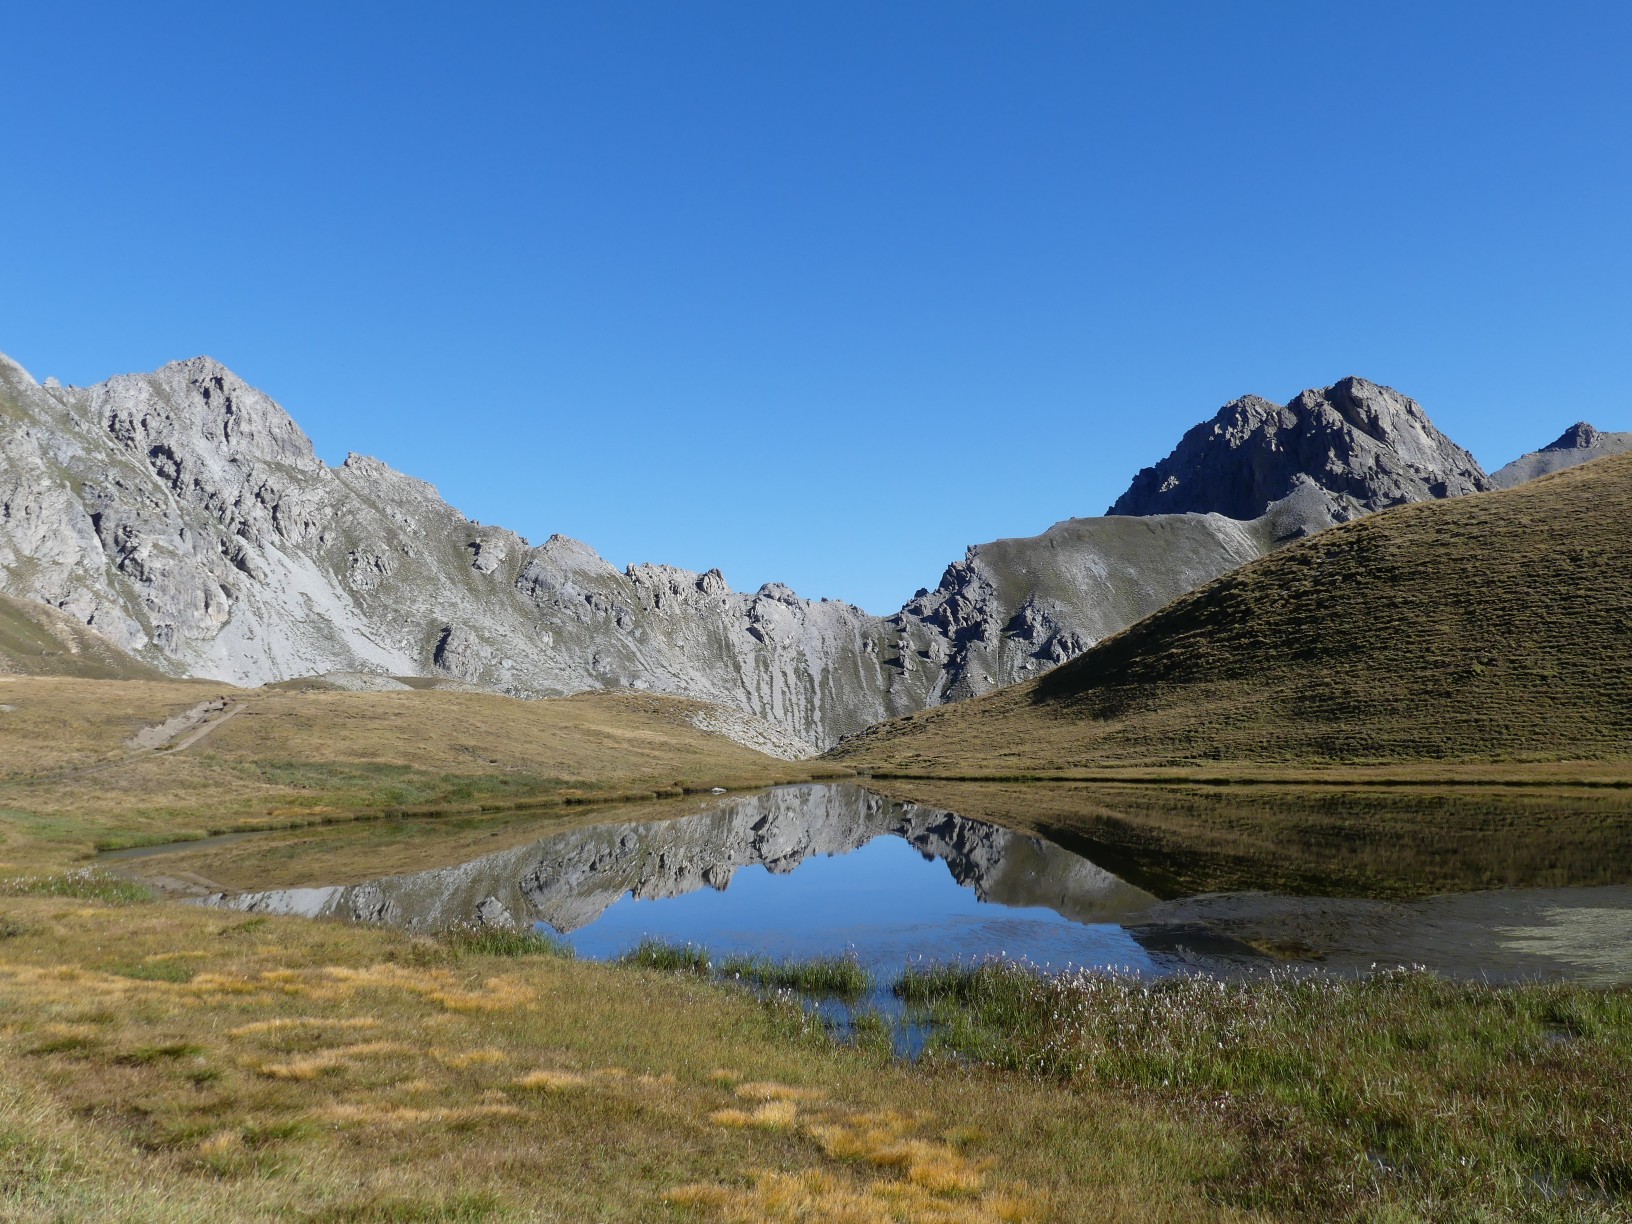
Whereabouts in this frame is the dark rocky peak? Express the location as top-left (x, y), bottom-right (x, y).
top-left (1108, 377), bottom-right (1490, 523)
top-left (1544, 422), bottom-right (1601, 451)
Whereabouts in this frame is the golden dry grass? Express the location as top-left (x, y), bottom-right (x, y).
top-left (0, 676), bottom-right (847, 871)
top-left (0, 895), bottom-right (1240, 1223)
top-left (838, 454), bottom-right (1632, 777)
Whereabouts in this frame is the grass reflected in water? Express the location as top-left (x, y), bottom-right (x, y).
top-left (874, 780), bottom-right (1632, 899)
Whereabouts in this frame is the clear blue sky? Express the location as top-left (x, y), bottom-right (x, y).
top-left (5, 2), bottom-right (1628, 613)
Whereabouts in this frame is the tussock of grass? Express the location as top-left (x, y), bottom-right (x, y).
top-left (434, 1047), bottom-right (507, 1069)
top-left (732, 1080), bottom-right (827, 1103)
top-left (104, 959), bottom-right (196, 983)
top-left (893, 962), bottom-right (992, 1007)
top-left (625, 943), bottom-right (873, 999)
top-left (719, 954), bottom-right (873, 999)
top-left (114, 1042), bottom-right (204, 1066)
top-left (228, 1016), bottom-right (379, 1038)
top-left (27, 1032), bottom-right (104, 1057)
top-left (709, 1098), bottom-right (800, 1129)
top-left (512, 1068), bottom-right (590, 1092)
top-left (620, 938), bottom-right (712, 974)
top-left (438, 923), bottom-right (573, 959)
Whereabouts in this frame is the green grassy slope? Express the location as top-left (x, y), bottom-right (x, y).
top-left (836, 453), bottom-right (1632, 773)
top-left (0, 593), bottom-right (168, 680)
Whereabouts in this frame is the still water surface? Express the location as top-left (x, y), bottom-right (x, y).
top-left (114, 781), bottom-right (1632, 986)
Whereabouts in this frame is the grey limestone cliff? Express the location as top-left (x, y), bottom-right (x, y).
top-left (0, 353), bottom-right (944, 751)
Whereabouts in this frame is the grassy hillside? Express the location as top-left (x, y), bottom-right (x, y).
top-left (0, 677), bottom-right (843, 870)
top-left (0, 593), bottom-right (169, 680)
top-left (837, 454), bottom-right (1632, 775)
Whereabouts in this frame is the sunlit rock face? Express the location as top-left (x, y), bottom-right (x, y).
top-left (207, 783), bottom-right (1156, 932)
top-left (0, 356), bottom-right (1514, 748)
top-left (0, 354), bottom-right (938, 749)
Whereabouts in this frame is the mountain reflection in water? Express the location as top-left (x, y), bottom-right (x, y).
top-left (207, 783), bottom-right (1161, 973)
top-left (195, 782), bottom-right (1632, 984)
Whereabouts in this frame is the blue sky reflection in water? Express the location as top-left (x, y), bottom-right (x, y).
top-left (540, 833), bottom-right (1157, 976)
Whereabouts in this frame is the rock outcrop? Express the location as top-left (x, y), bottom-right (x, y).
top-left (1490, 422), bottom-right (1632, 489)
top-left (1108, 377), bottom-right (1492, 526)
top-left (887, 511), bottom-right (1281, 702)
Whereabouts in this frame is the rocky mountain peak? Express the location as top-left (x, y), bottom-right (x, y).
top-left (1490, 421), bottom-right (1632, 489)
top-left (1107, 377), bottom-right (1490, 523)
top-left (80, 355), bottom-right (321, 474)
top-left (0, 352), bottom-right (37, 384)
top-left (1545, 422), bottom-right (1601, 451)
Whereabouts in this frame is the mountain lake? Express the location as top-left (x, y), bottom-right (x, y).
top-left (102, 781), bottom-right (1632, 1041)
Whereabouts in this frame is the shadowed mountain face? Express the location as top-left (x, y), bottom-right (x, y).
top-left (1108, 377), bottom-right (1491, 524)
top-left (206, 783), bottom-right (1156, 933)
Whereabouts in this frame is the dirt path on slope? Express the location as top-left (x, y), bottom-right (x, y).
top-left (6, 696), bottom-right (251, 787)
top-left (161, 701), bottom-right (247, 752)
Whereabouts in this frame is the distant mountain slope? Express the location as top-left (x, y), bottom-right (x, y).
top-left (836, 454), bottom-right (1632, 771)
top-left (887, 498), bottom-right (1311, 702)
top-left (1108, 377), bottom-right (1490, 524)
top-left (1490, 422), bottom-right (1632, 488)
top-left (0, 592), bottom-right (167, 679)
